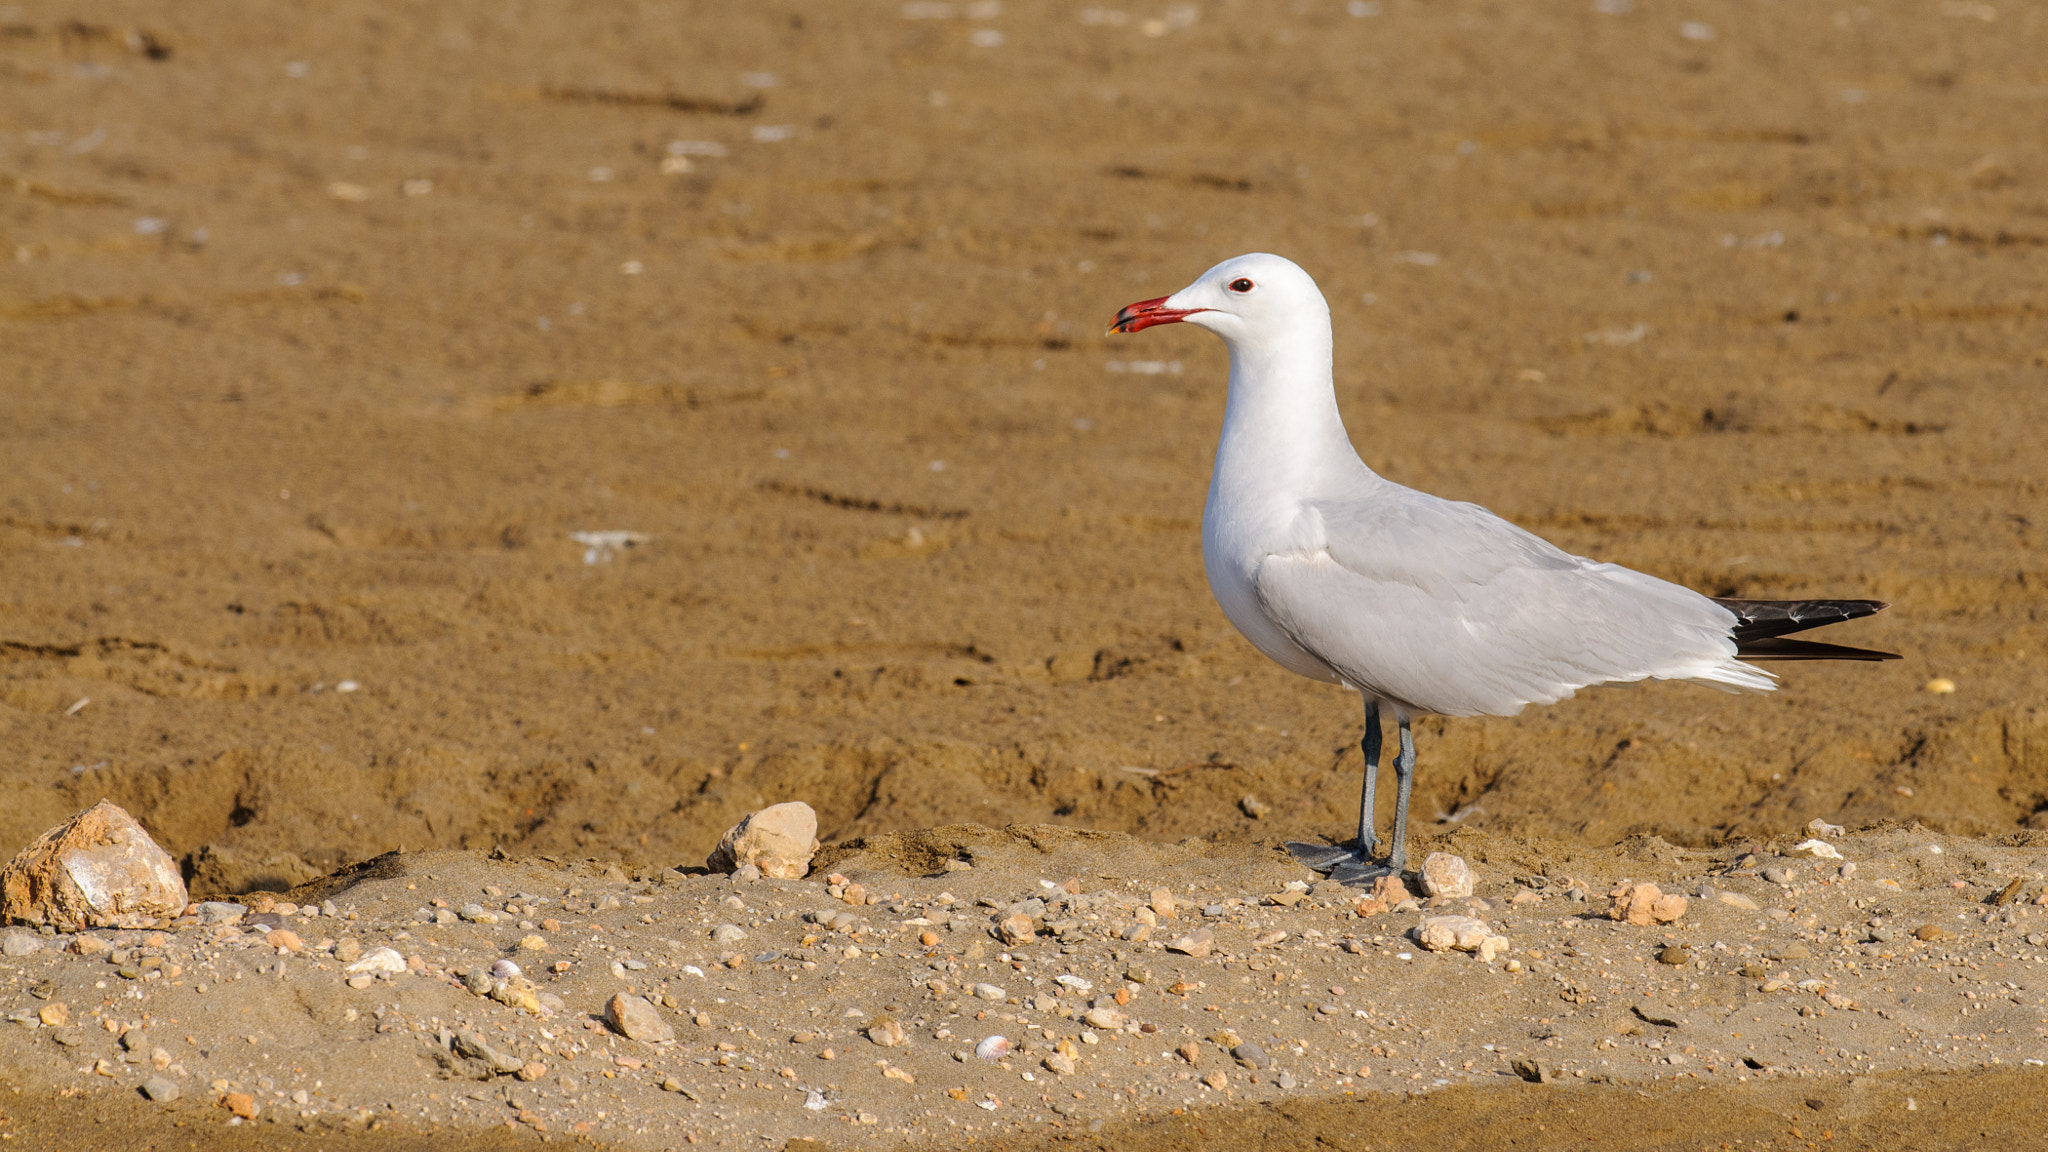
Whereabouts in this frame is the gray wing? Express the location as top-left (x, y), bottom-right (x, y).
top-left (1251, 489), bottom-right (1773, 717)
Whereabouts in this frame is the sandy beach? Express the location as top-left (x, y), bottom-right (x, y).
top-left (3, 0), bottom-right (2044, 1147)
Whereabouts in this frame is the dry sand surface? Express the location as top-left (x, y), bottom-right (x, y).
top-left (2, 827), bottom-right (2048, 1151)
top-left (3, 0), bottom-right (2046, 1147)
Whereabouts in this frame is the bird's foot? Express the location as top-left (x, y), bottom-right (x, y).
top-left (1283, 841), bottom-right (1395, 887)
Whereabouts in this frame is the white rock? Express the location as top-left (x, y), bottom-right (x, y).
top-left (1416, 915), bottom-right (1509, 962)
top-left (1419, 853), bottom-right (1474, 899)
top-left (972, 982), bottom-right (1006, 1001)
top-left (1787, 839), bottom-right (1843, 860)
top-left (706, 802), bottom-right (820, 879)
top-left (1805, 818), bottom-right (1845, 838)
top-left (344, 946), bottom-right (407, 975)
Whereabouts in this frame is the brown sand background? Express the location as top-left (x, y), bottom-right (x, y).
top-left (4, 0), bottom-right (2045, 899)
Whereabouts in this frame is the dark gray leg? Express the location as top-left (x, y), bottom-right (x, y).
top-left (1386, 715), bottom-right (1416, 875)
top-left (1286, 696), bottom-right (1396, 885)
top-left (1353, 700), bottom-right (1382, 856)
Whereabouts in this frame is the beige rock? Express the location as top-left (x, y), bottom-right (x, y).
top-left (1715, 890), bottom-right (1759, 911)
top-left (1368, 875), bottom-right (1411, 905)
top-left (604, 993), bottom-right (675, 1043)
top-left (1416, 915), bottom-right (1509, 962)
top-left (490, 976), bottom-right (547, 1016)
top-left (1606, 882), bottom-right (1687, 925)
top-left (1352, 896), bottom-right (1389, 918)
top-left (1082, 1007), bottom-right (1126, 1030)
top-left (997, 913), bottom-right (1037, 945)
top-left (1043, 1052), bottom-right (1077, 1076)
top-left (1419, 853), bottom-right (1474, 899)
top-left (0, 801), bottom-right (188, 930)
top-left (345, 946), bottom-right (406, 975)
top-left (705, 802), bottom-right (820, 880)
top-left (1166, 928), bottom-right (1214, 957)
top-left (867, 1019), bottom-right (906, 1047)
top-left (1149, 888), bottom-right (1177, 919)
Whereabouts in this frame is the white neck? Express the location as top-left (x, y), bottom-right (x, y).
top-left (1207, 312), bottom-right (1372, 504)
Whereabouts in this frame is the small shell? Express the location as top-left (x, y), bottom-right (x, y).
top-left (974, 1035), bottom-right (1011, 1062)
top-left (490, 959), bottom-right (522, 979)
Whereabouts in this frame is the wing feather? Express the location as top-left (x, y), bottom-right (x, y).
top-left (1251, 492), bottom-right (1774, 716)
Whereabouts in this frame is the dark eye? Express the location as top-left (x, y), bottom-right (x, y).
top-left (1228, 278), bottom-right (1255, 293)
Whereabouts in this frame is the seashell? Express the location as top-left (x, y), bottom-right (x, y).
top-left (974, 1035), bottom-right (1011, 1061)
top-left (490, 959), bottom-right (522, 979)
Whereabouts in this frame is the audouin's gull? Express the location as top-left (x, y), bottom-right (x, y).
top-left (1111, 253), bottom-right (1898, 885)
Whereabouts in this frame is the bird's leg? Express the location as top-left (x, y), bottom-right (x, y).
top-left (1286, 698), bottom-right (1393, 885)
top-left (1385, 715), bottom-right (1417, 876)
top-left (1354, 703), bottom-right (1382, 856)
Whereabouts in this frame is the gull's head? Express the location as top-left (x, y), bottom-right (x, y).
top-left (1109, 253), bottom-right (1328, 345)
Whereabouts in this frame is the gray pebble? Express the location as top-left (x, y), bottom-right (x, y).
top-left (1275, 1071), bottom-right (1297, 1090)
top-left (141, 1076), bottom-right (180, 1102)
top-left (196, 902), bottom-right (246, 925)
top-left (711, 924), bottom-right (746, 944)
top-left (1231, 1042), bottom-right (1270, 1070)
top-left (733, 863), bottom-right (763, 882)
top-left (1, 930), bottom-right (41, 957)
top-left (454, 1030), bottom-right (526, 1075)
top-left (1763, 868), bottom-right (1792, 886)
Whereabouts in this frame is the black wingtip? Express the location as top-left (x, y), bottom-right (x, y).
top-left (1712, 597), bottom-right (1893, 643)
top-left (1737, 637), bottom-right (1902, 662)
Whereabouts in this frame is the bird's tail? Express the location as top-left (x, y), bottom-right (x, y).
top-left (1711, 598), bottom-right (1900, 662)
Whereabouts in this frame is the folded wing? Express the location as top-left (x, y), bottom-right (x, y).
top-left (1251, 490), bottom-right (1774, 717)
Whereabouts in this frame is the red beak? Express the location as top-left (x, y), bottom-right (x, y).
top-left (1109, 296), bottom-right (1206, 335)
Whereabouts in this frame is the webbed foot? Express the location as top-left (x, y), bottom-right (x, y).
top-left (1284, 841), bottom-right (1396, 887)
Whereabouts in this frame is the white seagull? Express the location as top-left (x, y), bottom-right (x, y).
top-left (1111, 253), bottom-right (1898, 885)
